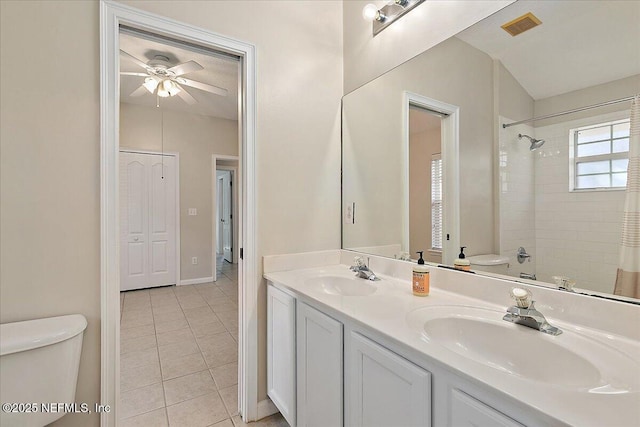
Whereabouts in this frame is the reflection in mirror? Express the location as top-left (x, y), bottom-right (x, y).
top-left (342, 0), bottom-right (640, 302)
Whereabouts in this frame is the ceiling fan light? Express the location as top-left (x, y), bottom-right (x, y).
top-left (158, 79), bottom-right (180, 97)
top-left (143, 77), bottom-right (158, 94)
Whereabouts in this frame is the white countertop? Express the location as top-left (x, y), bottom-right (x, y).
top-left (264, 261), bottom-right (640, 427)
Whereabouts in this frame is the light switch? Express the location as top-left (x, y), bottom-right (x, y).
top-left (192, 257), bottom-right (198, 265)
top-left (188, 208), bottom-right (197, 216)
top-left (344, 202), bottom-right (355, 225)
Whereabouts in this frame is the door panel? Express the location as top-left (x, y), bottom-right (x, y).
top-left (221, 171), bottom-right (233, 263)
top-left (120, 152), bottom-right (177, 291)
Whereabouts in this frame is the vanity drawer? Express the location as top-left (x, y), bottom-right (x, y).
top-left (451, 389), bottom-right (524, 427)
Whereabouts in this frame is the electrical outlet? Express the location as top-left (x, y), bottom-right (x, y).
top-left (192, 257), bottom-right (198, 265)
top-left (188, 208), bottom-right (197, 216)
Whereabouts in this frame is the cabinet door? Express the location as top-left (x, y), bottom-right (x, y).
top-left (450, 389), bottom-right (524, 427)
top-left (267, 285), bottom-right (296, 426)
top-left (297, 302), bottom-right (343, 427)
top-left (348, 332), bottom-right (431, 427)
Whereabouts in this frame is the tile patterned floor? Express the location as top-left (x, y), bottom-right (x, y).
top-left (119, 260), bottom-right (289, 427)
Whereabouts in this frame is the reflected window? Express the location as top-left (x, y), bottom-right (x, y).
top-left (570, 119), bottom-right (630, 191)
top-left (431, 154), bottom-right (442, 250)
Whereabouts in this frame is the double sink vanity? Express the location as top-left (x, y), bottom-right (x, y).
top-left (264, 250), bottom-right (640, 427)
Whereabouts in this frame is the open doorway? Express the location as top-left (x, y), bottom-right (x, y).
top-left (116, 25), bottom-right (247, 425)
top-left (213, 157), bottom-right (239, 277)
top-left (408, 105), bottom-right (444, 264)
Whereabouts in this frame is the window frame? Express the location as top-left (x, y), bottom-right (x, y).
top-left (569, 118), bottom-right (630, 192)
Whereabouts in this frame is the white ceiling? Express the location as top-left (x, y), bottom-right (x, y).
top-left (456, 0), bottom-right (640, 100)
top-left (119, 31), bottom-right (239, 120)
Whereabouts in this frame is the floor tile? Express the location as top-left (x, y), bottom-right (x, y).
top-left (119, 383), bottom-right (165, 419)
top-left (121, 334), bottom-right (157, 354)
top-left (166, 392), bottom-right (228, 427)
top-left (158, 338), bottom-right (200, 362)
top-left (153, 308), bottom-right (187, 324)
top-left (210, 362), bottom-right (238, 389)
top-left (196, 332), bottom-right (235, 353)
top-left (202, 341), bottom-right (237, 369)
top-left (189, 319), bottom-right (227, 338)
top-left (163, 370), bottom-right (217, 406)
top-left (120, 408), bottom-right (168, 427)
top-left (120, 281), bottom-right (241, 425)
top-left (121, 347), bottom-right (159, 371)
top-left (212, 419), bottom-right (234, 427)
top-left (218, 384), bottom-right (238, 416)
top-left (120, 323), bottom-right (155, 341)
top-left (160, 352), bottom-right (207, 380)
top-left (156, 327), bottom-right (194, 347)
top-left (155, 317), bottom-right (189, 334)
top-left (121, 361), bottom-right (161, 392)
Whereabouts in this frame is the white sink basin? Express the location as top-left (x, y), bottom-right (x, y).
top-left (304, 275), bottom-right (377, 296)
top-left (406, 305), bottom-right (639, 393)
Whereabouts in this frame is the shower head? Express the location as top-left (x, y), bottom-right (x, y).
top-left (518, 133), bottom-right (545, 151)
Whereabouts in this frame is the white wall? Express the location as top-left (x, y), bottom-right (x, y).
top-left (342, 0), bottom-right (514, 93)
top-left (1, 2), bottom-right (101, 425)
top-left (120, 103), bottom-right (238, 282)
top-left (1, 2), bottom-right (343, 422)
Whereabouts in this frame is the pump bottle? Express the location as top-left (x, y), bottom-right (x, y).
top-left (413, 251), bottom-right (430, 296)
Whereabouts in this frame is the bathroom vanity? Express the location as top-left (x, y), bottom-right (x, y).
top-left (264, 251), bottom-right (640, 427)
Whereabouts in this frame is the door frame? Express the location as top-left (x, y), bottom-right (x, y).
top-left (119, 149), bottom-right (181, 290)
top-left (212, 155), bottom-right (239, 278)
top-left (402, 92), bottom-right (460, 266)
top-left (100, 2), bottom-right (258, 425)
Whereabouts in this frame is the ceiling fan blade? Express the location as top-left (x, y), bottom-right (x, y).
top-left (178, 78), bottom-right (228, 97)
top-left (129, 85), bottom-right (149, 97)
top-left (120, 50), bottom-right (149, 70)
top-left (120, 72), bottom-right (149, 77)
top-left (175, 84), bottom-right (197, 105)
top-left (168, 60), bottom-right (203, 76)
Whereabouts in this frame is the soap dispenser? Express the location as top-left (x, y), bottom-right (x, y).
top-left (454, 246), bottom-right (471, 271)
top-left (412, 251), bottom-right (430, 296)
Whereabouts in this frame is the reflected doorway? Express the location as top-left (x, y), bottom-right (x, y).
top-left (409, 105), bottom-right (445, 264)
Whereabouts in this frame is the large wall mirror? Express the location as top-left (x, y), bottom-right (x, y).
top-left (342, 0), bottom-right (640, 302)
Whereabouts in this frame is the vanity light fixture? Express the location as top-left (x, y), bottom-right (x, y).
top-left (363, 0), bottom-right (425, 36)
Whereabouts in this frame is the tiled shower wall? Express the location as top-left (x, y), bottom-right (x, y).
top-left (498, 118), bottom-right (537, 278)
top-left (533, 111), bottom-right (626, 294)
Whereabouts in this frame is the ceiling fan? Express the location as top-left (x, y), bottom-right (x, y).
top-left (120, 50), bottom-right (228, 105)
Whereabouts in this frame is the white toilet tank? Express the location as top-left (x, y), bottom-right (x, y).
top-left (0, 314), bottom-right (87, 427)
top-left (467, 254), bottom-right (510, 275)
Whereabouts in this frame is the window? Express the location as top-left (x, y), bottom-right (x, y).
top-left (570, 119), bottom-right (630, 190)
top-left (431, 154), bottom-right (442, 250)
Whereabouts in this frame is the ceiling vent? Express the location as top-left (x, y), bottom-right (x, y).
top-left (501, 12), bottom-right (542, 37)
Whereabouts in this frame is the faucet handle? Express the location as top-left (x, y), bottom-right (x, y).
top-left (353, 256), bottom-right (366, 268)
top-left (510, 287), bottom-right (532, 309)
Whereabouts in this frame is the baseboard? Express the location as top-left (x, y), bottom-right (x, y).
top-left (257, 398), bottom-right (279, 420)
top-left (179, 276), bottom-right (214, 286)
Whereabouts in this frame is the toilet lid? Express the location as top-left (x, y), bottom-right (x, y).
top-left (467, 254), bottom-right (510, 266)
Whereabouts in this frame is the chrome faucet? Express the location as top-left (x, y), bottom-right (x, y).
top-left (503, 288), bottom-right (562, 336)
top-left (350, 256), bottom-right (378, 281)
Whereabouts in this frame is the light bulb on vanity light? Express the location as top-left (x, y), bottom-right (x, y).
top-left (362, 3), bottom-right (385, 22)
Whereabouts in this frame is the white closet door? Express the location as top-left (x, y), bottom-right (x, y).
top-left (120, 152), bottom-right (177, 291)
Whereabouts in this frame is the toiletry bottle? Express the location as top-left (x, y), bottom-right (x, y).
top-left (413, 251), bottom-right (430, 296)
top-left (454, 246), bottom-right (471, 271)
